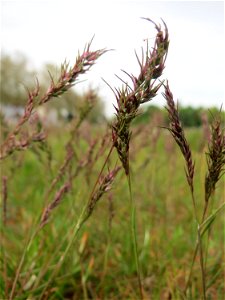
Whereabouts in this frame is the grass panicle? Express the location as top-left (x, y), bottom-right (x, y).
top-left (69, 88), bottom-right (99, 140)
top-left (164, 83), bottom-right (225, 298)
top-left (39, 40), bottom-right (106, 104)
top-left (0, 41), bottom-right (106, 160)
top-left (83, 166), bottom-right (121, 223)
top-left (40, 182), bottom-right (71, 228)
top-left (204, 113), bottom-right (225, 204)
top-left (112, 19), bottom-right (169, 175)
top-left (163, 81), bottom-right (195, 194)
top-left (44, 144), bottom-right (74, 200)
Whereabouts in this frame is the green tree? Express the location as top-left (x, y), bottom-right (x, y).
top-left (179, 106), bottom-right (202, 127)
top-left (0, 52), bottom-right (36, 106)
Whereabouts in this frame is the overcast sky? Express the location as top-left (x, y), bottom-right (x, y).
top-left (1, 0), bottom-right (224, 115)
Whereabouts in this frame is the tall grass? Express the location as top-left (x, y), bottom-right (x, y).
top-left (163, 82), bottom-right (225, 299)
top-left (0, 18), bottom-right (224, 300)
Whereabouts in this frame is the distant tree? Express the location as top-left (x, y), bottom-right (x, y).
top-left (179, 106), bottom-right (225, 127)
top-left (133, 105), bottom-right (162, 124)
top-left (130, 104), bottom-right (224, 128)
top-left (0, 52), bottom-right (36, 106)
top-left (179, 106), bottom-right (202, 127)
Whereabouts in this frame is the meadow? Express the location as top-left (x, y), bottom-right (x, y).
top-left (1, 19), bottom-right (224, 300)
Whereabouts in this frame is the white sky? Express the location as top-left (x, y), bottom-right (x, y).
top-left (1, 0), bottom-right (224, 116)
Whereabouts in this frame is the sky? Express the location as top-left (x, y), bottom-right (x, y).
top-left (1, 0), bottom-right (224, 116)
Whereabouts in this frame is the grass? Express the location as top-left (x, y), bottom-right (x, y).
top-left (0, 19), bottom-right (224, 300)
top-left (1, 125), bottom-right (224, 299)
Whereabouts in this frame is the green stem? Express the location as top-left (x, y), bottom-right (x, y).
top-left (197, 225), bottom-right (206, 300)
top-left (185, 190), bottom-right (206, 297)
top-left (9, 228), bottom-right (38, 300)
top-left (127, 173), bottom-right (143, 300)
top-left (185, 201), bottom-right (225, 294)
top-left (80, 259), bottom-right (89, 300)
top-left (184, 192), bottom-right (199, 291)
top-left (184, 241), bottom-right (198, 294)
top-left (98, 218), bottom-right (112, 291)
top-left (31, 224), bottom-right (74, 291)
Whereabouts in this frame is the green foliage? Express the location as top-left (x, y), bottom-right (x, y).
top-left (133, 104), bottom-right (225, 127)
top-left (0, 52), bottom-right (36, 106)
top-left (179, 106), bottom-right (202, 127)
top-left (133, 105), bottom-right (162, 124)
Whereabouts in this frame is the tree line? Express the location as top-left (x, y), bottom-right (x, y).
top-left (133, 104), bottom-right (224, 127)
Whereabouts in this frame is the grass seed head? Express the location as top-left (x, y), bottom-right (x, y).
top-left (163, 81), bottom-right (195, 192)
top-left (205, 113), bottom-right (225, 202)
top-left (40, 182), bottom-right (71, 228)
top-left (1, 41), bottom-right (106, 160)
top-left (84, 166), bottom-right (121, 221)
top-left (112, 19), bottom-right (169, 175)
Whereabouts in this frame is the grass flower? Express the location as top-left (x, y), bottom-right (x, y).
top-left (204, 112), bottom-right (225, 217)
top-left (83, 166), bottom-right (121, 222)
top-left (40, 182), bottom-right (71, 228)
top-left (111, 19), bottom-right (169, 175)
top-left (0, 41), bottom-right (106, 160)
top-left (163, 82), bottom-right (195, 194)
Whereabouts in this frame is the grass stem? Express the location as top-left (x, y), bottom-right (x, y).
top-left (127, 172), bottom-right (143, 300)
top-left (197, 225), bottom-right (206, 300)
top-left (9, 228), bottom-right (38, 300)
top-left (39, 205), bottom-right (87, 299)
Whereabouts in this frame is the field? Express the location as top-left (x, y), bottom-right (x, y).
top-left (1, 19), bottom-right (224, 300)
top-left (1, 119), bottom-right (224, 300)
